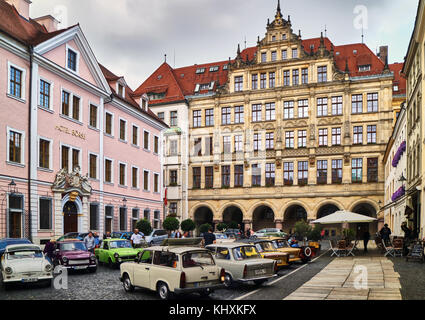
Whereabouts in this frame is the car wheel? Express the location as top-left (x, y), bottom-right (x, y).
top-left (157, 282), bottom-right (172, 300)
top-left (122, 274), bottom-right (135, 292)
top-left (224, 273), bottom-right (234, 288)
top-left (253, 279), bottom-right (267, 286)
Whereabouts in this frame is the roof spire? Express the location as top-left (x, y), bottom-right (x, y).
top-left (164, 54), bottom-right (167, 63)
top-left (237, 43), bottom-right (241, 56)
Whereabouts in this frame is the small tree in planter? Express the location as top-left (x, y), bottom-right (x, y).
top-left (216, 223), bottom-right (228, 232)
top-left (342, 228), bottom-right (356, 242)
top-left (136, 219), bottom-right (152, 236)
top-left (294, 220), bottom-right (312, 244)
top-left (308, 224), bottom-right (323, 242)
top-left (181, 219), bottom-right (196, 237)
top-left (199, 223), bottom-right (212, 235)
top-left (163, 217), bottom-right (180, 236)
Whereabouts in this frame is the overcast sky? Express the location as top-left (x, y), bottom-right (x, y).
top-left (30, 0), bottom-right (418, 89)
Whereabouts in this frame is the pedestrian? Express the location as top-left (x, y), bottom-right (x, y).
top-left (401, 222), bottom-right (412, 256)
top-left (104, 231), bottom-right (112, 239)
top-left (43, 239), bottom-right (56, 264)
top-left (170, 230), bottom-right (176, 238)
top-left (379, 224), bottom-right (392, 246)
top-left (84, 232), bottom-right (96, 253)
top-left (362, 230), bottom-right (370, 252)
top-left (175, 230), bottom-right (182, 238)
top-left (320, 229), bottom-right (325, 240)
top-left (202, 227), bottom-right (216, 247)
top-left (183, 231), bottom-right (189, 238)
top-left (94, 232), bottom-right (100, 248)
top-left (246, 228), bottom-right (251, 239)
top-left (130, 229), bottom-right (145, 248)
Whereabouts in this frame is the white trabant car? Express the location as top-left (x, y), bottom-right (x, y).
top-left (206, 243), bottom-right (277, 287)
top-left (1, 244), bottom-right (53, 289)
top-left (119, 238), bottom-right (225, 299)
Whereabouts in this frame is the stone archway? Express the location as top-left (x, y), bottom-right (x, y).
top-left (317, 204), bottom-right (340, 219)
top-left (252, 205), bottom-right (275, 231)
top-left (222, 206), bottom-right (244, 229)
top-left (283, 205), bottom-right (307, 234)
top-left (352, 202), bottom-right (378, 237)
top-left (194, 206), bottom-right (214, 234)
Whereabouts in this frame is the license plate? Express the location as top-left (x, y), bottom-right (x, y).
top-left (255, 269), bottom-right (266, 275)
top-left (73, 266), bottom-right (87, 270)
top-left (22, 278), bottom-right (38, 283)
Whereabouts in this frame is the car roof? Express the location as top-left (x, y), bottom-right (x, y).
top-left (5, 244), bottom-right (41, 251)
top-left (206, 243), bottom-right (254, 249)
top-left (237, 239), bottom-right (269, 244)
top-left (147, 246), bottom-right (208, 254)
top-left (57, 239), bottom-right (84, 244)
top-left (0, 238), bottom-right (31, 242)
top-left (103, 238), bottom-right (129, 242)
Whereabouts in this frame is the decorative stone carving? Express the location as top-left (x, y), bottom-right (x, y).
top-left (309, 124), bottom-right (316, 140)
top-left (52, 166), bottom-right (92, 194)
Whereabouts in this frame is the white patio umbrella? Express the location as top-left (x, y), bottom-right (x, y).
top-left (311, 210), bottom-right (377, 225)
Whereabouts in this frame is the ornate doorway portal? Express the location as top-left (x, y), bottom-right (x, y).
top-left (63, 201), bottom-right (78, 234)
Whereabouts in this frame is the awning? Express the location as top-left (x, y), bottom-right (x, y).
top-left (311, 210), bottom-right (377, 225)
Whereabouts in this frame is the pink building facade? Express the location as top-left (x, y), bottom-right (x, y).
top-left (0, 0), bottom-right (167, 244)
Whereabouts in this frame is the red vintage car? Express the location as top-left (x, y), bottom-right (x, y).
top-left (54, 240), bottom-right (97, 273)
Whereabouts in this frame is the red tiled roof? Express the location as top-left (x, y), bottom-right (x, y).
top-left (389, 63), bottom-right (406, 96)
top-left (0, 0), bottom-right (75, 46)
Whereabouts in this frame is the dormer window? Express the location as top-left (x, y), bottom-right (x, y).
top-left (209, 66), bottom-right (219, 72)
top-left (148, 93), bottom-right (165, 101)
top-left (223, 65), bottom-right (228, 70)
top-left (199, 83), bottom-right (210, 90)
top-left (310, 44), bottom-right (315, 51)
top-left (195, 68), bottom-right (205, 74)
top-left (393, 84), bottom-right (399, 92)
top-left (118, 84), bottom-right (124, 97)
top-left (358, 65), bottom-right (371, 72)
top-left (353, 50), bottom-right (358, 54)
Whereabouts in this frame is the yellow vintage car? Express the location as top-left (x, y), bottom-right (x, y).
top-left (258, 237), bottom-right (303, 263)
top-left (237, 239), bottom-right (289, 267)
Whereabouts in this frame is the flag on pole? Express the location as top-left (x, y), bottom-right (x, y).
top-left (163, 188), bottom-right (167, 206)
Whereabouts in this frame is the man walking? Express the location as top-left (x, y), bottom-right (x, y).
top-left (130, 229), bottom-right (144, 248)
top-left (202, 227), bottom-right (216, 247)
top-left (380, 224), bottom-right (392, 246)
top-left (362, 230), bottom-right (371, 253)
top-left (84, 232), bottom-right (96, 253)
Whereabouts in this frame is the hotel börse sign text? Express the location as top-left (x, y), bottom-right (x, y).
top-left (55, 126), bottom-right (86, 140)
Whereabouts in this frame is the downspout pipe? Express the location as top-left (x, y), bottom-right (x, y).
top-left (28, 45), bottom-right (34, 242)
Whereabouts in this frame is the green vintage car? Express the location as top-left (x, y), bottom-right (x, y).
top-left (95, 239), bottom-right (145, 268)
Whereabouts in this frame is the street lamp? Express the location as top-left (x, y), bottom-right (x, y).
top-left (399, 174), bottom-right (407, 183)
top-left (8, 180), bottom-right (17, 194)
top-left (122, 197), bottom-right (127, 207)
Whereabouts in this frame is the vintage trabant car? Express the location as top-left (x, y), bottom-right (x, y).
top-left (253, 228), bottom-right (286, 238)
top-left (54, 240), bottom-right (97, 272)
top-left (1, 244), bottom-right (53, 289)
top-left (119, 238), bottom-right (225, 300)
top-left (237, 239), bottom-right (289, 268)
top-left (206, 243), bottom-right (277, 287)
top-left (95, 238), bottom-right (145, 268)
top-left (0, 238), bottom-right (32, 258)
top-left (256, 237), bottom-right (304, 263)
top-left (266, 237), bottom-right (316, 262)
top-left (214, 233), bottom-right (237, 244)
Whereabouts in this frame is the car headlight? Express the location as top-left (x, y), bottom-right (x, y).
top-left (45, 264), bottom-right (53, 272)
top-left (114, 253), bottom-right (119, 259)
top-left (5, 267), bottom-right (13, 274)
top-left (90, 255), bottom-right (96, 261)
top-left (62, 256), bottom-right (68, 263)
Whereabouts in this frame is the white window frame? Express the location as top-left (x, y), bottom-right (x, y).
top-left (104, 157), bottom-right (114, 184)
top-left (38, 76), bottom-right (54, 111)
top-left (38, 196), bottom-right (53, 231)
top-left (65, 44), bottom-right (80, 74)
top-left (131, 124), bottom-right (139, 147)
top-left (118, 117), bottom-right (127, 142)
top-left (143, 129), bottom-right (151, 151)
top-left (104, 110), bottom-right (115, 136)
top-left (60, 87), bottom-right (82, 123)
top-left (131, 166), bottom-right (139, 189)
top-left (88, 101), bottom-right (100, 129)
top-left (143, 169), bottom-right (150, 192)
top-left (88, 152), bottom-right (99, 180)
top-left (37, 136), bottom-right (53, 171)
top-left (153, 172), bottom-right (160, 193)
top-left (153, 135), bottom-right (160, 155)
top-left (7, 61), bottom-right (27, 101)
top-left (118, 161), bottom-right (127, 187)
top-left (116, 81), bottom-right (126, 98)
top-left (6, 127), bottom-right (25, 165)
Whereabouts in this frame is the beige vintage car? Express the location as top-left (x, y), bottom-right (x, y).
top-left (119, 238), bottom-right (225, 299)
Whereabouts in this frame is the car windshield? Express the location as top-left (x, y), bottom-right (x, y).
top-left (182, 251), bottom-right (215, 268)
top-left (272, 240), bottom-right (288, 248)
top-left (109, 240), bottom-right (132, 249)
top-left (255, 242), bottom-right (275, 252)
top-left (0, 240), bottom-right (30, 250)
top-left (7, 250), bottom-right (43, 260)
top-left (232, 246), bottom-right (261, 260)
top-left (215, 234), bottom-right (228, 239)
top-left (60, 242), bottom-right (87, 251)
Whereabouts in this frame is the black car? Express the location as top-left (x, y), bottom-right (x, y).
top-left (0, 238), bottom-right (32, 257)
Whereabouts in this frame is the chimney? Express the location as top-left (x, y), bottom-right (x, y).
top-left (378, 46), bottom-right (388, 64)
top-left (6, 0), bottom-right (31, 20)
top-left (33, 15), bottom-right (59, 32)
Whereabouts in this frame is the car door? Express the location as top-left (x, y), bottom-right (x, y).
top-left (133, 250), bottom-right (153, 288)
top-left (99, 241), bottom-right (108, 262)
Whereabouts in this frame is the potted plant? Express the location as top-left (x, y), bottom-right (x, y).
top-left (163, 217), bottom-right (180, 236)
top-left (216, 223), bottom-right (228, 232)
top-left (180, 219), bottom-right (196, 237)
top-left (136, 219), bottom-right (152, 236)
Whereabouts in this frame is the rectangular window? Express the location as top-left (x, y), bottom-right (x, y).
top-left (158, 112), bottom-right (164, 121)
top-left (170, 140), bottom-right (178, 156)
top-left (131, 126), bottom-right (138, 146)
top-left (154, 173), bottom-right (159, 193)
top-left (271, 51), bottom-right (277, 61)
top-left (193, 110), bottom-right (201, 128)
top-left (144, 171), bottom-right (149, 191)
top-left (367, 93), bottom-right (378, 112)
top-left (252, 74), bottom-right (258, 90)
top-left (206, 136), bottom-right (213, 156)
top-left (72, 96), bottom-right (80, 121)
top-left (298, 99), bottom-right (308, 118)
top-left (221, 107), bottom-right (231, 125)
top-left (367, 158), bottom-right (378, 182)
top-left (170, 170), bottom-right (178, 185)
top-left (265, 163), bottom-right (275, 186)
top-left (282, 49), bottom-right (287, 60)
top-left (331, 128), bottom-right (341, 146)
top-left (352, 94), bottom-right (363, 114)
top-left (205, 109), bottom-right (214, 126)
top-left (119, 163), bottom-right (126, 186)
top-left (253, 133), bottom-right (261, 151)
top-left (234, 135), bottom-right (243, 152)
top-left (234, 165), bottom-right (244, 187)
top-left (169, 203), bottom-right (177, 216)
top-left (318, 128), bottom-right (328, 147)
top-left (10, 66), bottom-right (22, 98)
top-left (284, 101), bottom-right (294, 119)
top-left (221, 165), bottom-right (230, 187)
top-left (89, 154), bottom-right (97, 179)
top-left (132, 167), bottom-right (139, 188)
top-left (332, 159), bottom-right (343, 184)
top-left (119, 119), bottom-right (126, 141)
top-left (61, 146), bottom-right (69, 171)
top-left (298, 130), bottom-right (307, 148)
top-left (90, 203), bottom-right (99, 231)
top-left (234, 76), bottom-right (243, 92)
top-left (298, 161), bottom-right (308, 185)
top-left (331, 96), bottom-right (343, 115)
top-left (194, 137), bottom-right (202, 156)
top-left (105, 159), bottom-right (112, 183)
top-left (352, 158), bottom-right (363, 183)
top-left (62, 91), bottom-right (70, 116)
top-left (170, 111), bottom-right (178, 127)
top-left (105, 113), bottom-right (113, 135)
top-left (154, 136), bottom-right (159, 154)
top-left (317, 160), bottom-right (328, 184)
top-left (132, 208), bottom-right (139, 230)
top-left (261, 52), bottom-right (267, 63)
top-left (285, 131), bottom-right (294, 149)
top-left (119, 207), bottom-right (127, 231)
top-left (318, 66), bottom-right (327, 82)
top-left (252, 164), bottom-right (261, 186)
top-left (223, 136), bottom-right (231, 154)
top-left (252, 104), bottom-right (262, 122)
top-left (234, 106), bottom-right (244, 124)
top-left (260, 73), bottom-right (267, 89)
top-left (367, 125), bottom-right (377, 144)
top-left (265, 102), bottom-right (275, 121)
top-left (205, 166), bottom-right (213, 189)
top-left (144, 131), bottom-right (150, 150)
top-left (317, 97), bottom-right (328, 117)
top-left (353, 126), bottom-right (363, 144)
top-left (284, 162), bottom-right (294, 185)
top-left (269, 72), bottom-right (276, 88)
top-left (8, 131), bottom-right (22, 163)
top-left (39, 80), bottom-right (50, 108)
top-left (67, 49), bottom-right (77, 71)
top-left (292, 69), bottom-right (299, 86)
top-left (39, 139), bottom-right (50, 169)
top-left (292, 48), bottom-right (298, 59)
top-left (266, 132), bottom-right (274, 150)
top-left (72, 149), bottom-right (79, 170)
top-left (301, 68), bottom-right (308, 84)
top-left (283, 70), bottom-right (290, 86)
top-left (89, 104), bottom-right (98, 128)
top-left (39, 198), bottom-right (52, 230)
